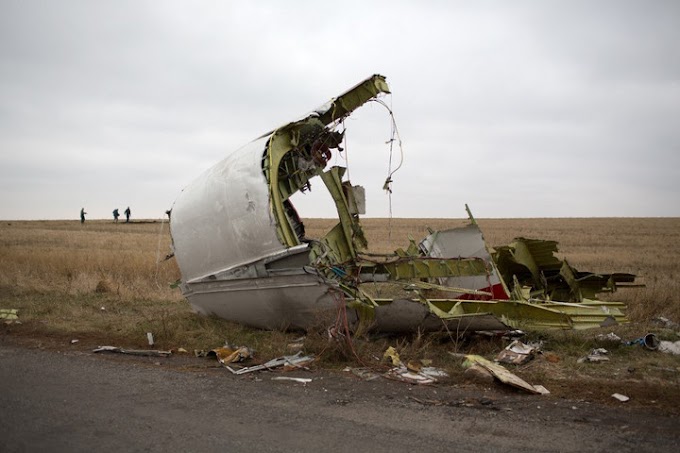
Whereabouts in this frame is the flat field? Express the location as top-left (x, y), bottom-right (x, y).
top-left (2, 217), bottom-right (680, 412)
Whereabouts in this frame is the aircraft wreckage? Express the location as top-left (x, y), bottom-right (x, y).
top-left (169, 74), bottom-right (637, 333)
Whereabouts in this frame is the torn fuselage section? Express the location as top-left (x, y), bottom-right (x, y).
top-left (170, 74), bottom-right (636, 333)
top-left (170, 74), bottom-right (499, 332)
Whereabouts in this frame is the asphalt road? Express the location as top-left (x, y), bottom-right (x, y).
top-left (1, 342), bottom-right (678, 452)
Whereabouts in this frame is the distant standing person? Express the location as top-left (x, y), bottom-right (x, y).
top-left (124, 206), bottom-right (131, 223)
top-left (80, 208), bottom-right (87, 224)
top-left (113, 208), bottom-right (120, 223)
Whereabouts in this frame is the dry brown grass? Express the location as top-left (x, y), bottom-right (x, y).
top-left (3, 217), bottom-right (680, 332)
top-left (0, 220), bottom-right (181, 301)
top-left (2, 216), bottom-right (679, 414)
top-left (2, 217), bottom-right (680, 403)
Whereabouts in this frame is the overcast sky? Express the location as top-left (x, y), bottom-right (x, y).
top-left (1, 0), bottom-right (678, 220)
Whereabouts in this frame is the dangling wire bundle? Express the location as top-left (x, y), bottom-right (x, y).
top-left (370, 98), bottom-right (404, 243)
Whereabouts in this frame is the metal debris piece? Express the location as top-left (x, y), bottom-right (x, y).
top-left (533, 385), bottom-right (550, 395)
top-left (496, 340), bottom-right (538, 365)
top-left (420, 367), bottom-right (449, 379)
top-left (596, 332), bottom-right (622, 343)
top-left (626, 333), bottom-right (659, 350)
top-left (226, 352), bottom-right (314, 375)
top-left (92, 346), bottom-right (172, 357)
top-left (383, 346), bottom-right (402, 366)
top-left (0, 308), bottom-right (19, 320)
top-left (578, 348), bottom-right (610, 363)
top-left (70, 339), bottom-right (79, 344)
top-left (271, 377), bottom-right (312, 384)
top-left (384, 366), bottom-right (436, 385)
top-left (209, 346), bottom-right (252, 365)
top-left (347, 367), bottom-right (381, 381)
top-left (461, 354), bottom-right (546, 394)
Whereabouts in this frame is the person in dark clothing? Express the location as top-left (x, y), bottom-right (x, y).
top-left (124, 206), bottom-right (131, 223)
top-left (80, 208), bottom-right (87, 224)
top-left (113, 208), bottom-right (120, 223)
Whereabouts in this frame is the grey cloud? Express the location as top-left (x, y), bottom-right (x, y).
top-left (1, 1), bottom-right (678, 219)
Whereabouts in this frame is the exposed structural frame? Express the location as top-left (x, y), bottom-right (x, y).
top-left (169, 74), bottom-right (636, 333)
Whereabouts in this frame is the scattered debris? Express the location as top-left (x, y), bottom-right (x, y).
top-left (625, 333), bottom-right (659, 351)
top-left (658, 340), bottom-right (680, 355)
top-left (1, 308), bottom-right (20, 324)
top-left (385, 366), bottom-right (437, 385)
top-left (345, 367), bottom-right (381, 381)
top-left (346, 363), bottom-right (448, 385)
top-left (92, 346), bottom-right (172, 357)
top-left (578, 348), bottom-right (610, 363)
top-left (176, 347), bottom-right (188, 353)
top-left (611, 393), bottom-right (630, 402)
top-left (651, 316), bottom-right (680, 330)
top-left (420, 367), bottom-right (449, 379)
top-left (533, 385), bottom-right (551, 395)
top-left (146, 332), bottom-right (154, 346)
top-left (596, 332), bottom-right (622, 343)
top-left (271, 377), bottom-right (312, 384)
top-left (209, 346), bottom-right (253, 366)
top-left (226, 352), bottom-right (314, 375)
top-left (383, 346), bottom-right (402, 366)
top-left (461, 354), bottom-right (547, 394)
top-left (495, 340), bottom-right (539, 365)
top-left (70, 339), bottom-right (79, 344)
top-left (0, 308), bottom-right (19, 319)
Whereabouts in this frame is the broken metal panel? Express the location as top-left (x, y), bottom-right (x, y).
top-left (371, 298), bottom-right (511, 333)
top-left (420, 224), bottom-right (509, 299)
top-left (493, 237), bottom-right (636, 303)
top-left (540, 299), bottom-right (628, 329)
top-left (182, 273), bottom-right (345, 331)
top-left (171, 137), bottom-right (285, 282)
top-left (463, 355), bottom-right (545, 394)
top-left (379, 257), bottom-right (488, 280)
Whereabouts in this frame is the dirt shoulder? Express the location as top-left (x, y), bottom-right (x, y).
top-left (3, 327), bottom-right (680, 418)
top-left (2, 333), bottom-right (680, 453)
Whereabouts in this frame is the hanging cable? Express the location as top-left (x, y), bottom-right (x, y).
top-left (369, 97), bottom-right (404, 243)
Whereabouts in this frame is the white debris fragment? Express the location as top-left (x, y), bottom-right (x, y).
top-left (659, 340), bottom-right (680, 355)
top-left (271, 377), bottom-right (312, 384)
top-left (596, 332), bottom-right (622, 342)
top-left (578, 348), bottom-right (610, 363)
top-left (611, 393), bottom-right (630, 402)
